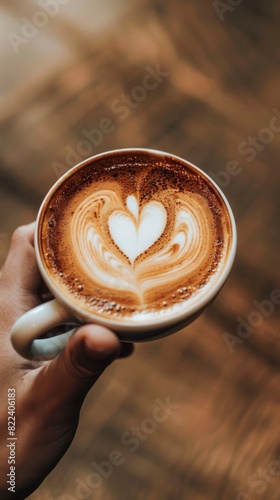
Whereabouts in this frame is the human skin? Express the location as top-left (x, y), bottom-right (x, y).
top-left (0, 223), bottom-right (134, 499)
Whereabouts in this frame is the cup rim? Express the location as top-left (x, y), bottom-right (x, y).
top-left (35, 148), bottom-right (237, 332)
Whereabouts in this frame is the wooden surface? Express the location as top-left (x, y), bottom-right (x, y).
top-left (0, 1), bottom-right (280, 499)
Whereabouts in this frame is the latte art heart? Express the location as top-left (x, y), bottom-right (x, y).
top-left (69, 189), bottom-right (212, 304)
top-left (108, 196), bottom-right (167, 264)
top-left (41, 153), bottom-right (232, 321)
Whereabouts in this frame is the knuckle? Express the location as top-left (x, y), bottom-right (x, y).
top-left (11, 225), bottom-right (28, 245)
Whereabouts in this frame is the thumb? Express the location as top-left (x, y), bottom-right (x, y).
top-left (40, 325), bottom-right (121, 413)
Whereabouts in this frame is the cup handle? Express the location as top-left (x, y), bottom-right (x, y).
top-left (10, 299), bottom-right (79, 361)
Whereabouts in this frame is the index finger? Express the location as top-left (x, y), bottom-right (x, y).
top-left (0, 222), bottom-right (40, 294)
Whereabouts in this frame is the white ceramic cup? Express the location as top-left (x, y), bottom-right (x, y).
top-left (11, 149), bottom-right (237, 361)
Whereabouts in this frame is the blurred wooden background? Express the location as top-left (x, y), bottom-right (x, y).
top-left (0, 1), bottom-right (280, 499)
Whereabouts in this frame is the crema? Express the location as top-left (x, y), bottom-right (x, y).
top-left (39, 151), bottom-right (232, 322)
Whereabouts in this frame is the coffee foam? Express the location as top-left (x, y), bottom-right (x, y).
top-left (40, 152), bottom-right (232, 321)
top-left (108, 195), bottom-right (167, 264)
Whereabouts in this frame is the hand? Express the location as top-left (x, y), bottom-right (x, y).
top-left (0, 223), bottom-right (134, 499)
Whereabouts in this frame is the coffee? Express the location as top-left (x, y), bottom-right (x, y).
top-left (39, 151), bottom-right (232, 323)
